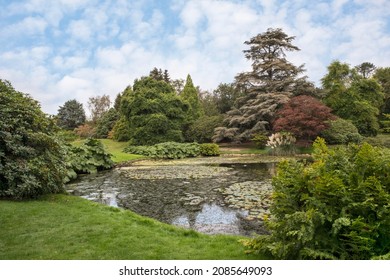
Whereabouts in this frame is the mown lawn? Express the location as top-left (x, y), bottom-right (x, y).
top-left (0, 195), bottom-right (260, 260)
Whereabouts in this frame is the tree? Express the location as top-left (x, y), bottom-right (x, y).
top-left (355, 62), bottom-right (376, 78)
top-left (56, 99), bottom-right (86, 130)
top-left (212, 83), bottom-right (243, 114)
top-left (273, 95), bottom-right (336, 142)
top-left (88, 94), bottom-right (111, 124)
top-left (116, 76), bottom-right (188, 145)
top-left (213, 28), bottom-right (310, 143)
top-left (181, 74), bottom-right (203, 122)
top-left (149, 67), bottom-right (170, 83)
top-left (0, 79), bottom-right (66, 198)
top-left (94, 108), bottom-right (120, 138)
top-left (322, 61), bottom-right (384, 136)
top-left (374, 67), bottom-right (390, 115)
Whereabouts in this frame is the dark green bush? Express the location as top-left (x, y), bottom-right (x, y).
top-left (64, 138), bottom-right (114, 182)
top-left (199, 143), bottom-right (220, 156)
top-left (251, 133), bottom-right (269, 149)
top-left (0, 79), bottom-right (66, 199)
top-left (124, 142), bottom-right (201, 159)
top-left (56, 130), bottom-right (78, 142)
top-left (321, 118), bottom-right (362, 144)
top-left (243, 138), bottom-right (390, 260)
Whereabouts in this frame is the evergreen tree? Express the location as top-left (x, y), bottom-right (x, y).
top-left (181, 74), bottom-right (203, 123)
top-left (114, 77), bottom-right (188, 145)
top-left (213, 28), bottom-right (309, 143)
top-left (57, 99), bottom-right (86, 130)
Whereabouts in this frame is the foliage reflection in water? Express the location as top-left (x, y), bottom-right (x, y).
top-left (66, 160), bottom-right (276, 236)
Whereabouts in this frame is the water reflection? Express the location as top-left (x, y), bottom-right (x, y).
top-left (66, 161), bottom-right (276, 236)
top-left (172, 203), bottom-right (248, 235)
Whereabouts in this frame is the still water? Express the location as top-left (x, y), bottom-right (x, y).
top-left (66, 159), bottom-right (276, 236)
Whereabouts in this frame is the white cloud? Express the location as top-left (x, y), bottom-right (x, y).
top-left (1, 0), bottom-right (390, 114)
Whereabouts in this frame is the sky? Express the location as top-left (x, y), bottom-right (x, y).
top-left (1, 0), bottom-right (390, 115)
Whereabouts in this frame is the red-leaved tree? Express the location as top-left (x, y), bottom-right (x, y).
top-left (273, 95), bottom-right (336, 142)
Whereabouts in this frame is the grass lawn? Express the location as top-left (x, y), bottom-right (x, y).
top-left (72, 138), bottom-right (144, 163)
top-left (0, 195), bottom-right (260, 260)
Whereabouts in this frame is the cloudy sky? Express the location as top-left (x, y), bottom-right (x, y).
top-left (1, 0), bottom-right (390, 115)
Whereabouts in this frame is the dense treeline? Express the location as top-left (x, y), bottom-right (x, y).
top-left (51, 28), bottom-right (390, 148)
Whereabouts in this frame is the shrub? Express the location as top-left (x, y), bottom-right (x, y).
top-left (124, 142), bottom-right (200, 159)
top-left (251, 133), bottom-right (269, 149)
top-left (74, 123), bottom-right (96, 138)
top-left (266, 132), bottom-right (296, 155)
top-left (56, 130), bottom-right (78, 142)
top-left (200, 143), bottom-right (220, 156)
top-left (124, 142), bottom-right (220, 159)
top-left (0, 79), bottom-right (66, 199)
top-left (64, 138), bottom-right (114, 182)
top-left (321, 118), bottom-right (362, 144)
top-left (243, 138), bottom-right (390, 259)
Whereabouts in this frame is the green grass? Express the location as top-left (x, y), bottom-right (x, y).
top-left (0, 195), bottom-right (260, 260)
top-left (72, 138), bottom-right (144, 163)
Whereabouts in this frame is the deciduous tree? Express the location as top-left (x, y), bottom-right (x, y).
top-left (273, 95), bottom-right (336, 142)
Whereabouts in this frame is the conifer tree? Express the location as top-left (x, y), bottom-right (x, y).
top-left (213, 28), bottom-right (311, 143)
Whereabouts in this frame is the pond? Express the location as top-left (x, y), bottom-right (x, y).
top-left (66, 156), bottom-right (277, 236)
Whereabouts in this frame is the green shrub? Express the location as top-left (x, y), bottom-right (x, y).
top-left (251, 133), bottom-right (269, 149)
top-left (56, 130), bottom-right (78, 142)
top-left (243, 138), bottom-right (390, 259)
top-left (0, 79), bottom-right (66, 199)
top-left (124, 142), bottom-right (220, 159)
top-left (321, 118), bottom-right (362, 144)
top-left (380, 114), bottom-right (390, 133)
top-left (124, 142), bottom-right (200, 159)
top-left (363, 134), bottom-right (390, 148)
top-left (199, 143), bottom-right (220, 156)
top-left (64, 138), bottom-right (114, 182)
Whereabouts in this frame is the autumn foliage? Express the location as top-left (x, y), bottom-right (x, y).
top-left (273, 95), bottom-right (336, 141)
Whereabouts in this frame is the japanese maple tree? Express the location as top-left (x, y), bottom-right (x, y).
top-left (273, 95), bottom-right (336, 142)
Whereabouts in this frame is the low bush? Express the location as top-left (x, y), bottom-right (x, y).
top-left (64, 138), bottom-right (114, 182)
top-left (321, 118), bottom-right (362, 144)
top-left (56, 130), bottom-right (78, 142)
top-left (124, 142), bottom-right (220, 159)
top-left (199, 143), bottom-right (220, 156)
top-left (243, 138), bottom-right (390, 260)
top-left (251, 133), bottom-right (269, 149)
